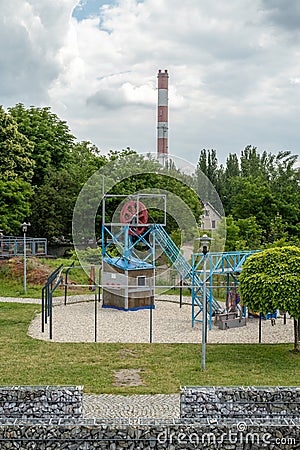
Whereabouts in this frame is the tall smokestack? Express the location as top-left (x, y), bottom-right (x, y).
top-left (157, 69), bottom-right (169, 162)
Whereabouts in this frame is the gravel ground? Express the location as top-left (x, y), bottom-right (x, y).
top-left (25, 295), bottom-right (294, 344)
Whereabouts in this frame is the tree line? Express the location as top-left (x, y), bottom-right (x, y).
top-left (0, 103), bottom-right (201, 242)
top-left (0, 103), bottom-right (299, 251)
top-left (196, 147), bottom-right (300, 250)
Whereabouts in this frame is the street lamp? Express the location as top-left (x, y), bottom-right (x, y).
top-left (199, 234), bottom-right (214, 370)
top-left (21, 222), bottom-right (31, 294)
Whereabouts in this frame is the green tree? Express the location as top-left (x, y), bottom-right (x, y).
top-left (224, 216), bottom-right (240, 251)
top-left (30, 142), bottom-right (107, 240)
top-left (240, 246), bottom-right (300, 352)
top-left (8, 103), bottom-right (75, 185)
top-left (225, 153), bottom-right (240, 179)
top-left (240, 145), bottom-right (263, 178)
top-left (0, 106), bottom-right (34, 234)
top-left (0, 106), bottom-right (34, 182)
top-left (269, 152), bottom-right (300, 239)
top-left (195, 149), bottom-right (221, 198)
top-left (225, 215), bottom-right (262, 251)
top-left (29, 169), bottom-right (79, 240)
top-left (230, 176), bottom-right (278, 239)
top-left (0, 180), bottom-right (32, 234)
top-left (67, 141), bottom-right (107, 185)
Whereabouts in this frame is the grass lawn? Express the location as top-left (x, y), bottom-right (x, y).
top-left (0, 257), bottom-right (95, 298)
top-left (0, 302), bottom-right (299, 394)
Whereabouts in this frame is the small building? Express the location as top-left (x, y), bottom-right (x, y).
top-left (102, 257), bottom-right (155, 310)
top-left (201, 202), bottom-right (222, 231)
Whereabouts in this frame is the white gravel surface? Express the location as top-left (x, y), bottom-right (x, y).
top-left (24, 295), bottom-right (294, 344)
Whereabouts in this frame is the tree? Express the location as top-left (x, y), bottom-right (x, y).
top-left (8, 103), bottom-right (75, 185)
top-left (0, 106), bottom-right (34, 234)
top-left (230, 176), bottom-right (278, 240)
top-left (0, 106), bottom-right (34, 182)
top-left (29, 169), bottom-right (79, 240)
top-left (240, 145), bottom-right (263, 178)
top-left (0, 180), bottom-right (32, 234)
top-left (195, 149), bottom-right (221, 199)
top-left (67, 141), bottom-right (107, 185)
top-left (225, 153), bottom-right (240, 179)
top-left (30, 142), bottom-right (107, 240)
top-left (239, 246), bottom-right (300, 352)
top-left (225, 215), bottom-right (262, 251)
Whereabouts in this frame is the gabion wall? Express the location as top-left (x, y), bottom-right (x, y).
top-left (0, 386), bottom-right (83, 418)
top-left (180, 386), bottom-right (300, 419)
top-left (0, 386), bottom-right (298, 449)
top-left (0, 418), bottom-right (298, 449)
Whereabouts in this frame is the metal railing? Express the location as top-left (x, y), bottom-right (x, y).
top-left (0, 236), bottom-right (47, 257)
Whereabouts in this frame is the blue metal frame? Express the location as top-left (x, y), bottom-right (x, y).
top-left (102, 225), bottom-right (155, 269)
top-left (191, 250), bottom-right (260, 329)
top-left (153, 225), bottom-right (222, 315)
top-left (102, 220), bottom-right (260, 329)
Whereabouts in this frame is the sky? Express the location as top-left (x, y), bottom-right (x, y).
top-left (1, 0), bottom-right (300, 166)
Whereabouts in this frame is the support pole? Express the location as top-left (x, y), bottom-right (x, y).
top-left (64, 262), bottom-right (74, 306)
top-left (98, 266), bottom-right (101, 303)
top-left (149, 279), bottom-right (153, 343)
top-left (94, 291), bottom-right (97, 343)
top-left (49, 290), bottom-right (53, 340)
top-left (202, 255), bottom-right (207, 370)
top-left (45, 284), bottom-right (49, 324)
top-left (23, 231), bottom-right (27, 294)
top-left (179, 276), bottom-right (183, 308)
top-left (41, 287), bottom-right (45, 333)
top-left (259, 313), bottom-right (262, 344)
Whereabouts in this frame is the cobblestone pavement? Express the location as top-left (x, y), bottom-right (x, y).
top-left (83, 394), bottom-right (180, 418)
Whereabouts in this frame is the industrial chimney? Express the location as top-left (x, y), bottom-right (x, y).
top-left (157, 69), bottom-right (169, 162)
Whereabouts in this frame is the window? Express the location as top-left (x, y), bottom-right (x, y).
top-left (212, 220), bottom-right (216, 229)
top-left (137, 276), bottom-right (146, 286)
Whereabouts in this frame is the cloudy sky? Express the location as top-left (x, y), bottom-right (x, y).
top-left (1, 0), bottom-right (300, 165)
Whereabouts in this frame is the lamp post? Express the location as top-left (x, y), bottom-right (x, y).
top-left (21, 222), bottom-right (31, 294)
top-left (199, 234), bottom-right (213, 370)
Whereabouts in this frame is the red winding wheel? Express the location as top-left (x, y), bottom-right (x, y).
top-left (120, 200), bottom-right (148, 235)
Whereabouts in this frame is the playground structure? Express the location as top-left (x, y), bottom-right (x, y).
top-left (41, 192), bottom-right (269, 340)
top-left (100, 193), bottom-right (260, 327)
top-left (101, 194), bottom-right (165, 310)
top-left (43, 193), bottom-right (260, 333)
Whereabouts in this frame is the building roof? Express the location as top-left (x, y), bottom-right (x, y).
top-left (104, 256), bottom-right (154, 271)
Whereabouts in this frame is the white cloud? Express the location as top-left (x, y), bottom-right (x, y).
top-left (1, 0), bottom-right (300, 163)
top-left (0, 0), bottom-right (78, 104)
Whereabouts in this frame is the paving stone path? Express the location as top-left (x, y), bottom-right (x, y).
top-left (83, 394), bottom-right (180, 418)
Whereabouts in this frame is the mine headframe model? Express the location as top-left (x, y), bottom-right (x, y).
top-left (101, 194), bottom-right (166, 310)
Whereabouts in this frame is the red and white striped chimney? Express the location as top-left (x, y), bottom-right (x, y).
top-left (157, 69), bottom-right (169, 160)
